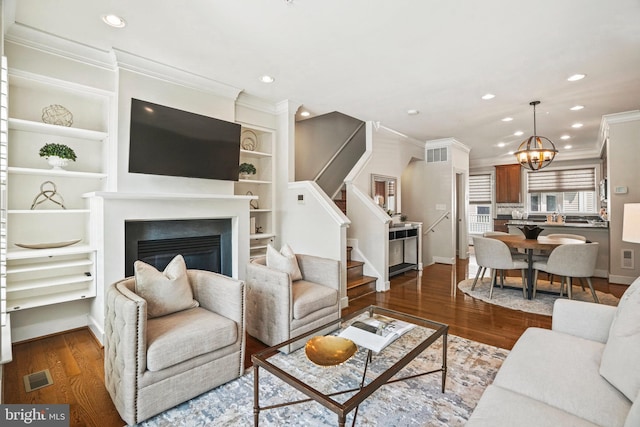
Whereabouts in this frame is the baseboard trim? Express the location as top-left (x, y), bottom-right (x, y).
top-left (433, 256), bottom-right (455, 265)
top-left (608, 274), bottom-right (636, 285)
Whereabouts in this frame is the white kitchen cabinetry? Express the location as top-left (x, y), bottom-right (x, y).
top-left (234, 124), bottom-right (275, 258)
top-left (4, 71), bottom-right (111, 312)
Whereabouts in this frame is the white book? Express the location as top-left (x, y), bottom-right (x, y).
top-left (339, 315), bottom-right (415, 353)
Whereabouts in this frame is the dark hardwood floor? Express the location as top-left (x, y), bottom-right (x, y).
top-left (5, 256), bottom-right (626, 427)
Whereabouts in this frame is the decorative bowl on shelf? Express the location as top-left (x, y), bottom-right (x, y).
top-left (15, 239), bottom-right (81, 249)
top-left (42, 104), bottom-right (73, 127)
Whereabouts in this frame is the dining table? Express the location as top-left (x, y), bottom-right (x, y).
top-left (486, 234), bottom-right (586, 299)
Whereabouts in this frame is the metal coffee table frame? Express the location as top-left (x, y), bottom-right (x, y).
top-left (252, 305), bottom-right (449, 426)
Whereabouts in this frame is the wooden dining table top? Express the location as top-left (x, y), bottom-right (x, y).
top-left (487, 234), bottom-right (586, 251)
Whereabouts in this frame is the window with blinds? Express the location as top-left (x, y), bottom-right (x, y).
top-left (469, 174), bottom-right (492, 203)
top-left (526, 168), bottom-right (597, 213)
top-left (527, 168), bottom-right (596, 193)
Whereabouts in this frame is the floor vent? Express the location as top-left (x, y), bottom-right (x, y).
top-left (23, 369), bottom-right (53, 392)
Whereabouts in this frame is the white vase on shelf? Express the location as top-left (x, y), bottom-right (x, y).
top-left (47, 156), bottom-right (69, 170)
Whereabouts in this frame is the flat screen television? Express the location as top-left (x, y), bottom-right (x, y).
top-left (129, 98), bottom-right (241, 181)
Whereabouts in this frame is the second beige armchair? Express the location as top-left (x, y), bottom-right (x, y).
top-left (246, 253), bottom-right (341, 352)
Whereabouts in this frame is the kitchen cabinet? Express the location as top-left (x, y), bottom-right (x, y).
top-left (495, 164), bottom-right (522, 203)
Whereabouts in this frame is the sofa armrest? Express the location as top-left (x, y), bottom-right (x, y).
top-left (245, 261), bottom-right (292, 345)
top-left (188, 270), bottom-right (245, 326)
top-left (552, 299), bottom-right (616, 343)
top-left (296, 254), bottom-right (340, 291)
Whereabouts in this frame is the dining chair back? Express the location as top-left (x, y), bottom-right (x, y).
top-left (472, 236), bottom-right (528, 298)
top-left (532, 242), bottom-right (599, 302)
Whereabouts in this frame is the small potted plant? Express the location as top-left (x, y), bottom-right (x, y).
top-left (238, 162), bottom-right (256, 179)
top-left (39, 143), bottom-right (77, 170)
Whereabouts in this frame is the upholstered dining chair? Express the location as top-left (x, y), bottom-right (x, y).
top-left (245, 250), bottom-right (340, 353)
top-left (535, 233), bottom-right (588, 286)
top-left (532, 242), bottom-right (599, 302)
top-left (104, 258), bottom-right (246, 425)
top-left (472, 236), bottom-right (528, 299)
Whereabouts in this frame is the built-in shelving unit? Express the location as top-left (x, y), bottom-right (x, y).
top-left (3, 70), bottom-right (111, 312)
top-left (235, 125), bottom-right (275, 257)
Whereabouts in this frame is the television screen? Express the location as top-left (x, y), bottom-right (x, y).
top-left (129, 98), bottom-right (241, 180)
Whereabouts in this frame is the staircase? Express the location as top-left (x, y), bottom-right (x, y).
top-left (334, 188), bottom-right (347, 215)
top-left (346, 246), bottom-right (377, 300)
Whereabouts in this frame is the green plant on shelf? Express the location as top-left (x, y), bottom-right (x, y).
top-left (39, 143), bottom-right (77, 161)
top-left (238, 163), bottom-right (256, 175)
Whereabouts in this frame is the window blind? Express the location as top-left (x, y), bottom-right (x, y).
top-left (527, 168), bottom-right (596, 193)
top-left (469, 174), bottom-right (492, 203)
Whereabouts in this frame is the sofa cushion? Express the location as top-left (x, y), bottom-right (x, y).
top-left (146, 307), bottom-right (238, 371)
top-left (292, 279), bottom-right (338, 320)
top-left (600, 277), bottom-right (640, 402)
top-left (266, 244), bottom-right (302, 281)
top-left (467, 385), bottom-right (600, 427)
top-left (134, 254), bottom-right (198, 318)
top-left (493, 327), bottom-right (631, 427)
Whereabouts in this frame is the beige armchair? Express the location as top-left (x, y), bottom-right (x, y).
top-left (104, 270), bottom-right (245, 425)
top-left (246, 254), bottom-right (340, 353)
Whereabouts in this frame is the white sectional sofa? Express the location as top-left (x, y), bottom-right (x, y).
top-left (467, 277), bottom-right (640, 427)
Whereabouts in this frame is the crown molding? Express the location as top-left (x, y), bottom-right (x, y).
top-left (5, 23), bottom-right (115, 70)
top-left (236, 92), bottom-right (279, 114)
top-left (426, 137), bottom-right (470, 154)
top-left (275, 99), bottom-right (301, 115)
top-left (113, 49), bottom-right (242, 100)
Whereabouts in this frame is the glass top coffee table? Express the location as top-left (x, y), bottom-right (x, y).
top-left (251, 305), bottom-right (449, 426)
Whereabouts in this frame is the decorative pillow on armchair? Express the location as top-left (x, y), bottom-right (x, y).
top-left (266, 243), bottom-right (303, 281)
top-left (134, 254), bottom-right (199, 318)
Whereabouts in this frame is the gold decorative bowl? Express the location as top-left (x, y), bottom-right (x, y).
top-left (305, 336), bottom-right (357, 366)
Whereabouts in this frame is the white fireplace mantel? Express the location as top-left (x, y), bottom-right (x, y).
top-left (83, 191), bottom-right (257, 202)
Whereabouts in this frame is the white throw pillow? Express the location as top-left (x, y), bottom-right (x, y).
top-left (134, 254), bottom-right (199, 318)
top-left (600, 276), bottom-right (640, 401)
top-left (266, 243), bottom-right (303, 281)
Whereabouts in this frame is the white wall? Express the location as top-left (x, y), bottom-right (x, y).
top-left (604, 112), bottom-right (640, 284)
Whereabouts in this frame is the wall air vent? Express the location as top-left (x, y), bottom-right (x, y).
top-left (622, 249), bottom-right (634, 269)
top-left (427, 147), bottom-right (448, 163)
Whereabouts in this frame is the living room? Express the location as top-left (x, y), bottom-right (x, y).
top-left (1, 1), bottom-right (640, 426)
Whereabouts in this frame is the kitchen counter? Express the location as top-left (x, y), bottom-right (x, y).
top-left (506, 220), bottom-right (608, 229)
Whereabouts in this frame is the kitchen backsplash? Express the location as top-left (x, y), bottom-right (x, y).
top-left (496, 203), bottom-right (525, 215)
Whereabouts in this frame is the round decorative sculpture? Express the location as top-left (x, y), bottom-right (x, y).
top-left (241, 130), bottom-right (258, 151)
top-left (42, 104), bottom-right (73, 127)
top-left (305, 336), bottom-right (357, 366)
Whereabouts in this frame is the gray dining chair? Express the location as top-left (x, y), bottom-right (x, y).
top-left (472, 236), bottom-right (528, 299)
top-left (532, 242), bottom-right (599, 302)
top-left (536, 233), bottom-right (588, 288)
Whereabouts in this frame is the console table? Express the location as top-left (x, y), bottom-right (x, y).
top-left (389, 223), bottom-right (421, 277)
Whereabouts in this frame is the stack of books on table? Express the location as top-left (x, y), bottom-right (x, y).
top-left (339, 315), bottom-right (415, 353)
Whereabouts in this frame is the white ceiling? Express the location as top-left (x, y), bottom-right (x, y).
top-left (4, 0), bottom-right (640, 167)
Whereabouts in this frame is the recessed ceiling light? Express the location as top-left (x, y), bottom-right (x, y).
top-left (407, 109), bottom-right (419, 115)
top-left (514, 131), bottom-right (524, 136)
top-left (560, 135), bottom-right (571, 140)
top-left (567, 74), bottom-right (586, 82)
top-left (501, 117), bottom-right (513, 122)
top-left (564, 145), bottom-right (572, 149)
top-left (102, 14), bottom-right (126, 28)
top-left (572, 123), bottom-right (583, 128)
top-left (497, 142), bottom-right (506, 148)
top-left (570, 105), bottom-right (584, 111)
top-left (481, 93), bottom-right (495, 100)
top-left (300, 111), bottom-right (310, 117)
top-left (259, 75), bottom-right (275, 83)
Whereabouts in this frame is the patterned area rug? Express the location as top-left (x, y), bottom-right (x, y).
top-left (138, 334), bottom-right (508, 426)
top-left (458, 276), bottom-right (619, 316)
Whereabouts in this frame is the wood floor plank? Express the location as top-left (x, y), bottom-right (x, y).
top-left (4, 257), bottom-right (624, 427)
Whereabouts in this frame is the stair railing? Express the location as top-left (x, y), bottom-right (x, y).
top-left (314, 122), bottom-right (365, 184)
top-left (423, 211), bottom-right (451, 235)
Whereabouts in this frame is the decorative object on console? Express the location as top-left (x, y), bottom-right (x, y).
top-left (30, 181), bottom-right (66, 209)
top-left (39, 143), bottom-right (77, 170)
top-left (41, 104), bottom-right (73, 126)
top-left (514, 101), bottom-right (558, 171)
top-left (238, 162), bottom-right (256, 179)
top-left (240, 129), bottom-right (258, 151)
top-left (622, 203), bottom-right (640, 243)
